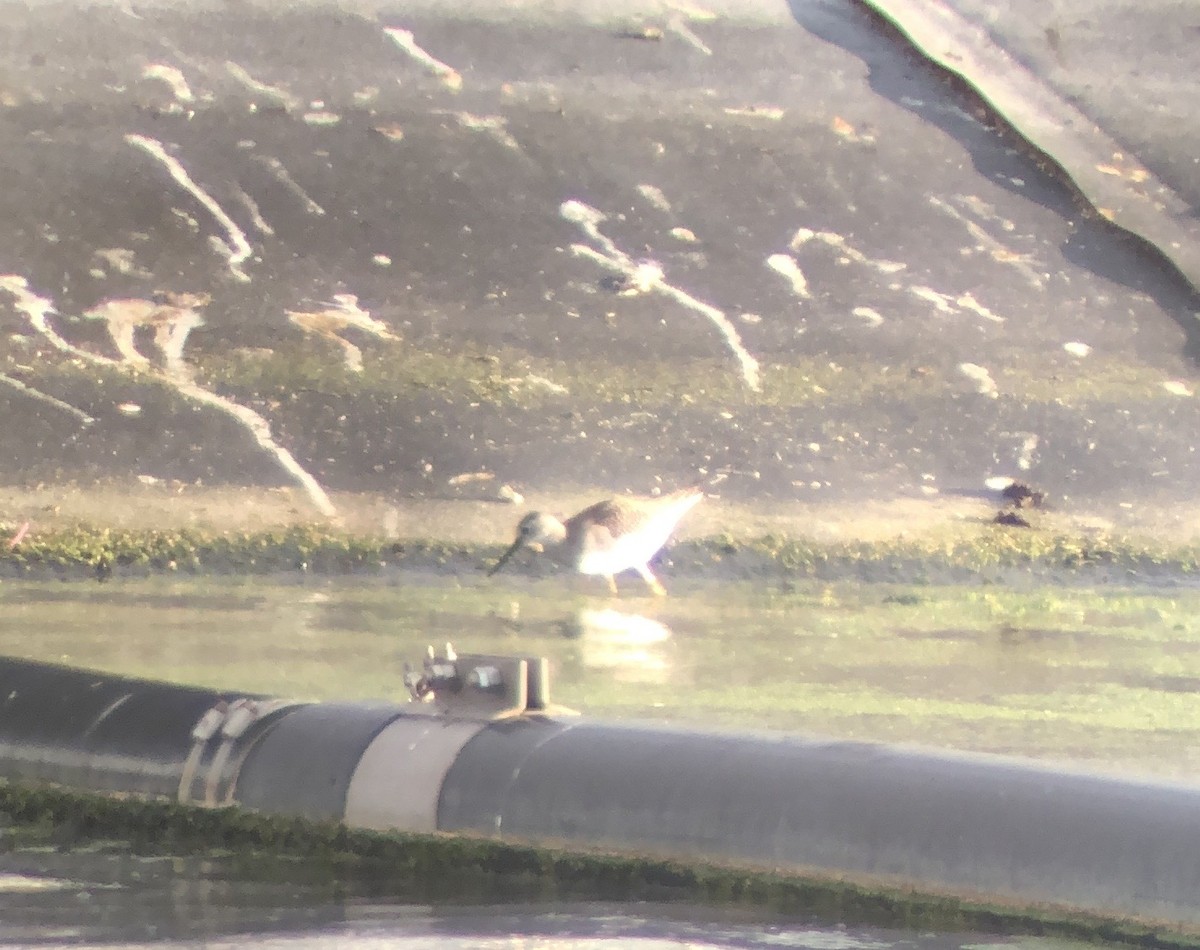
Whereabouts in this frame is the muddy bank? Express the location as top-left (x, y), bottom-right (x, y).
top-left (2, 483), bottom-right (1198, 585)
top-left (0, 0), bottom-right (1198, 527)
top-left (2, 782), bottom-right (1196, 947)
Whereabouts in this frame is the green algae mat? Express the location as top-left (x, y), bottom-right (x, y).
top-left (2, 555), bottom-right (1200, 780)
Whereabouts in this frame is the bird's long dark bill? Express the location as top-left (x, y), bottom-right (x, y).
top-left (488, 539), bottom-right (522, 576)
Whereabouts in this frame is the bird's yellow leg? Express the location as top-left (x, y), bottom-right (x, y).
top-left (636, 565), bottom-right (667, 596)
top-left (606, 575), bottom-right (619, 596)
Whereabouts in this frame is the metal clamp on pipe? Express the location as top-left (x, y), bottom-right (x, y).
top-left (179, 698), bottom-right (302, 806)
top-left (404, 643), bottom-right (576, 720)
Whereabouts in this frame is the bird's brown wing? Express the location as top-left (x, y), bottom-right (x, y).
top-left (564, 499), bottom-right (632, 542)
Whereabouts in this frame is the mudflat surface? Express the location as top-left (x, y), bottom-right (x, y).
top-left (0, 0), bottom-right (1197, 539)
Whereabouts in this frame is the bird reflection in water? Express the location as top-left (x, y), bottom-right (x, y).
top-left (558, 607), bottom-right (674, 684)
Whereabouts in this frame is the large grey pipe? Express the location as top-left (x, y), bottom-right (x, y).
top-left (433, 719), bottom-right (1200, 924)
top-left (2, 656), bottom-right (1200, 928)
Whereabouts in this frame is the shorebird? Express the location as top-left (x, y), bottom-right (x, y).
top-left (489, 488), bottom-right (703, 595)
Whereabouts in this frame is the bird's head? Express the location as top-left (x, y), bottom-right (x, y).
top-left (515, 511), bottom-right (567, 548)
top-left (487, 512), bottom-right (564, 576)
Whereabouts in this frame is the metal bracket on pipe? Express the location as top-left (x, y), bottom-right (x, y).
top-left (404, 643), bottom-right (577, 721)
top-left (179, 698), bottom-right (300, 806)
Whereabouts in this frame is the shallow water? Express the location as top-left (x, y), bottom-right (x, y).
top-left (2, 573), bottom-right (1200, 779)
top-left (0, 846), bottom-right (1102, 949)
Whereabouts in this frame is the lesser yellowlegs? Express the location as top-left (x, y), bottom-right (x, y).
top-left (489, 488), bottom-right (703, 595)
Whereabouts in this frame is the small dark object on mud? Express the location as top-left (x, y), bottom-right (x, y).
top-left (993, 511), bottom-right (1032, 528)
top-left (616, 25), bottom-right (664, 40)
top-left (598, 274), bottom-right (629, 293)
top-left (1001, 482), bottom-right (1045, 509)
